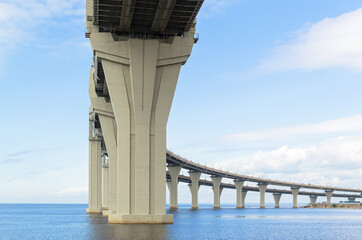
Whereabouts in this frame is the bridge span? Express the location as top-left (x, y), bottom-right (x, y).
top-left (165, 151), bottom-right (362, 209)
top-left (85, 0), bottom-right (361, 224)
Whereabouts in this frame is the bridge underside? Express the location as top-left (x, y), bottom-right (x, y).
top-left (92, 0), bottom-right (203, 38)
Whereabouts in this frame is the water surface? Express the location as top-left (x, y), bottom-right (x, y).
top-left (0, 204), bottom-right (361, 240)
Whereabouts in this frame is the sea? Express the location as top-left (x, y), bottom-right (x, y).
top-left (0, 203), bottom-right (361, 240)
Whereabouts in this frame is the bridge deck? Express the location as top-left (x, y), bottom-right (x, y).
top-left (166, 151), bottom-right (362, 194)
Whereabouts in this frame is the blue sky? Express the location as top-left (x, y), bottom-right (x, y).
top-left (0, 0), bottom-right (361, 204)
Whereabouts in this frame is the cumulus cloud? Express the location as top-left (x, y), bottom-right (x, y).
top-left (57, 187), bottom-right (88, 196)
top-left (224, 114), bottom-right (362, 142)
top-left (261, 8), bottom-right (362, 72)
top-left (214, 136), bottom-right (362, 188)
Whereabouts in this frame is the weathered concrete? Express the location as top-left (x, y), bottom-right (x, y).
top-left (310, 195), bottom-right (318, 204)
top-left (325, 190), bottom-right (334, 204)
top-left (273, 193), bottom-right (282, 208)
top-left (291, 186), bottom-right (300, 208)
top-left (211, 176), bottom-right (222, 208)
top-left (189, 171), bottom-right (201, 209)
top-left (241, 189), bottom-right (248, 208)
top-left (102, 156), bottom-right (109, 211)
top-left (86, 117), bottom-right (102, 214)
top-left (257, 183), bottom-right (268, 208)
top-left (167, 166), bottom-right (181, 209)
top-left (234, 180), bottom-right (244, 208)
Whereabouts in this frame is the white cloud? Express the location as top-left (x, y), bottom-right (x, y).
top-left (0, 0), bottom-right (84, 66)
top-left (262, 8), bottom-right (362, 72)
top-left (57, 187), bottom-right (88, 196)
top-left (225, 114), bottom-right (362, 142)
top-left (214, 135), bottom-right (362, 188)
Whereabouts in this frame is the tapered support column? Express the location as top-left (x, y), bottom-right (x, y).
top-left (310, 195), bottom-right (317, 204)
top-left (273, 193), bottom-right (282, 208)
top-left (86, 118), bottom-right (102, 214)
top-left (241, 190), bottom-right (248, 208)
top-left (97, 115), bottom-right (117, 217)
top-left (211, 176), bottom-right (222, 208)
top-left (325, 190), bottom-right (334, 204)
top-left (102, 156), bottom-right (109, 211)
top-left (257, 183), bottom-right (268, 208)
top-left (167, 166), bottom-right (181, 209)
top-left (291, 187), bottom-right (300, 208)
top-left (189, 171), bottom-right (201, 209)
top-left (234, 180), bottom-right (244, 208)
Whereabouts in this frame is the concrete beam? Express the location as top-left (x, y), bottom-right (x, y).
top-left (189, 171), bottom-right (201, 209)
top-left (86, 117), bottom-right (102, 214)
top-left (273, 193), bottom-right (282, 208)
top-left (257, 183), bottom-right (268, 208)
top-left (167, 166), bottom-right (181, 209)
top-left (234, 180), bottom-right (244, 208)
top-left (325, 190), bottom-right (334, 204)
top-left (211, 176), bottom-right (222, 208)
top-left (310, 195), bottom-right (317, 204)
top-left (291, 186), bottom-right (300, 208)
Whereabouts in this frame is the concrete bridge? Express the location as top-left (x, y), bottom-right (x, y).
top-left (85, 0), bottom-right (361, 223)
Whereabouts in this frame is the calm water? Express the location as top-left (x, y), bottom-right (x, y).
top-left (0, 203), bottom-right (361, 240)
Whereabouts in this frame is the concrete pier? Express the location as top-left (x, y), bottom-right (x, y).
top-left (211, 176), bottom-right (222, 208)
top-left (257, 183), bottom-right (268, 208)
top-left (167, 166), bottom-right (181, 209)
top-left (241, 190), bottom-right (248, 208)
top-left (234, 180), bottom-right (244, 208)
top-left (325, 190), bottom-right (334, 204)
top-left (291, 186), bottom-right (300, 208)
top-left (273, 193), bottom-right (282, 208)
top-left (189, 171), bottom-right (201, 209)
top-left (310, 195), bottom-right (318, 204)
top-left (102, 155), bottom-right (109, 211)
top-left (86, 117), bottom-right (102, 214)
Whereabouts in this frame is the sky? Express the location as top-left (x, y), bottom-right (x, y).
top-left (0, 0), bottom-right (362, 205)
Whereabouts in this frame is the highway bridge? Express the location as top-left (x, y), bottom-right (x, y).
top-left (85, 0), bottom-right (361, 224)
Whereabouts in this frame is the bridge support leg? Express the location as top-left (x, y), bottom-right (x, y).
top-left (310, 195), bottom-right (317, 204)
top-left (189, 172), bottom-right (201, 209)
top-left (273, 193), bottom-right (282, 208)
top-left (102, 156), bottom-right (109, 211)
top-left (97, 115), bottom-right (118, 217)
top-left (167, 166), bottom-right (181, 209)
top-left (234, 180), bottom-right (244, 208)
top-left (325, 190), bottom-right (334, 204)
top-left (257, 183), bottom-right (268, 208)
top-left (211, 176), bottom-right (222, 208)
top-left (86, 118), bottom-right (102, 214)
top-left (241, 190), bottom-right (247, 208)
top-left (291, 187), bottom-right (300, 208)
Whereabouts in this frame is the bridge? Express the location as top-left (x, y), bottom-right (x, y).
top-left (85, 0), bottom-right (362, 223)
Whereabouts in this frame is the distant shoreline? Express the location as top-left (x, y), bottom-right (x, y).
top-left (302, 203), bottom-right (362, 209)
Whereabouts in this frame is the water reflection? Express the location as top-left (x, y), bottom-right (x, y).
top-left (86, 214), bottom-right (168, 240)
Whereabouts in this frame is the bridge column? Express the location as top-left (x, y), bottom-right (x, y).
top-left (325, 190), bottom-right (334, 204)
top-left (241, 189), bottom-right (248, 208)
top-left (257, 183), bottom-right (268, 208)
top-left (97, 115), bottom-right (117, 217)
top-left (89, 19), bottom-right (196, 223)
top-left (291, 186), bottom-right (300, 208)
top-left (102, 155), bottom-right (109, 211)
top-left (234, 180), bottom-right (244, 208)
top-left (273, 193), bottom-right (282, 208)
top-left (310, 195), bottom-right (318, 204)
top-left (86, 117), bottom-right (102, 214)
top-left (167, 166), bottom-right (181, 209)
top-left (211, 176), bottom-right (222, 208)
top-left (189, 171), bottom-right (201, 209)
